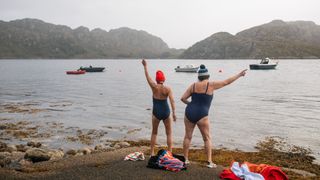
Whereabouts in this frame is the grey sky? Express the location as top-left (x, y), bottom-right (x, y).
top-left (0, 0), bottom-right (319, 49)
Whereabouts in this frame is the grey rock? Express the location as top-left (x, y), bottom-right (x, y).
top-left (113, 144), bottom-right (121, 149)
top-left (5, 144), bottom-right (17, 152)
top-left (16, 144), bottom-right (28, 152)
top-left (0, 152), bottom-right (11, 159)
top-left (118, 142), bottom-right (130, 148)
top-left (48, 150), bottom-right (64, 161)
top-left (0, 141), bottom-right (7, 152)
top-left (27, 141), bottom-right (42, 148)
top-left (66, 149), bottom-right (77, 155)
top-left (25, 148), bottom-right (51, 162)
top-left (80, 147), bottom-right (92, 155)
top-left (0, 152), bottom-right (11, 167)
top-left (94, 144), bottom-right (106, 151)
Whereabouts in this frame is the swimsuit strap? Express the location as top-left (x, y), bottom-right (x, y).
top-left (205, 82), bottom-right (209, 94)
top-left (192, 83), bottom-right (196, 93)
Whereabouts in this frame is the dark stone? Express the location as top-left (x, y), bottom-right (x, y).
top-left (24, 148), bottom-right (51, 163)
top-left (0, 141), bottom-right (7, 152)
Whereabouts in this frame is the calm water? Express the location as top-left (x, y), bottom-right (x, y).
top-left (0, 59), bottom-right (319, 159)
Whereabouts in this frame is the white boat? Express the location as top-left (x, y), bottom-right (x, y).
top-left (175, 65), bottom-right (199, 72)
top-left (249, 58), bottom-right (279, 70)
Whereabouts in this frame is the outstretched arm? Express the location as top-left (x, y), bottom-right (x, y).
top-left (213, 69), bottom-right (247, 90)
top-left (181, 84), bottom-right (193, 105)
top-left (168, 88), bottom-right (176, 122)
top-left (142, 59), bottom-right (156, 89)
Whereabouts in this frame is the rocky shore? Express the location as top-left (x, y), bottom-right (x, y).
top-left (0, 139), bottom-right (133, 169)
top-left (1, 102), bottom-right (320, 179)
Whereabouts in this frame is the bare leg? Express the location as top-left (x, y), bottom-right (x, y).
top-left (197, 117), bottom-right (212, 163)
top-left (183, 117), bottom-right (196, 161)
top-left (163, 116), bottom-right (172, 152)
top-left (150, 115), bottom-right (160, 156)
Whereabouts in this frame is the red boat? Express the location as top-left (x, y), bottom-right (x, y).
top-left (66, 70), bottom-right (86, 75)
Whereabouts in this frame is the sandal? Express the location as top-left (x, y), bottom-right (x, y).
top-left (185, 159), bottom-right (190, 165)
top-left (206, 161), bottom-right (217, 168)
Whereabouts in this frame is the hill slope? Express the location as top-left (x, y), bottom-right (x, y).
top-left (181, 20), bottom-right (320, 59)
top-left (0, 18), bottom-right (181, 59)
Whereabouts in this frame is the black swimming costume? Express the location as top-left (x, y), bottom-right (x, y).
top-left (185, 82), bottom-right (213, 123)
top-left (153, 97), bottom-right (170, 120)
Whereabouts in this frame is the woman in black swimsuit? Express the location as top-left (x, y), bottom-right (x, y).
top-left (181, 64), bottom-right (247, 168)
top-left (142, 59), bottom-right (177, 156)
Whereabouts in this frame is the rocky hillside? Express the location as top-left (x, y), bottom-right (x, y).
top-left (0, 18), bottom-right (182, 59)
top-left (181, 20), bottom-right (320, 59)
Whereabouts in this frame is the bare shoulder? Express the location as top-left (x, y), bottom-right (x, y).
top-left (165, 85), bottom-right (172, 92)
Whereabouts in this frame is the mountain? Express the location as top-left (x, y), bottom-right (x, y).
top-left (181, 20), bottom-right (320, 59)
top-left (0, 18), bottom-right (182, 59)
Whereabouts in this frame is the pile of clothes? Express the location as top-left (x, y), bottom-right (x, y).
top-left (147, 149), bottom-right (187, 172)
top-left (220, 161), bottom-right (288, 180)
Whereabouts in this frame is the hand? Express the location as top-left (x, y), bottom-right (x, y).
top-left (142, 59), bottom-right (147, 67)
top-left (239, 69), bottom-right (247, 77)
top-left (172, 113), bottom-right (177, 122)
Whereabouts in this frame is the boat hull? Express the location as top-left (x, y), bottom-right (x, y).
top-left (249, 64), bottom-right (277, 70)
top-left (66, 70), bottom-right (86, 75)
top-left (80, 67), bottom-right (105, 72)
top-left (175, 68), bottom-right (198, 72)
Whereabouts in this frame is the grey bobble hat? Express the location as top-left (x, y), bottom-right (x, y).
top-left (198, 64), bottom-right (209, 77)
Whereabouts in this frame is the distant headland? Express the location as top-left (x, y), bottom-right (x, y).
top-left (0, 18), bottom-right (320, 59)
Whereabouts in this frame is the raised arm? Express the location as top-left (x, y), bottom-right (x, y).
top-left (213, 69), bottom-right (247, 90)
top-left (168, 88), bottom-right (176, 122)
top-left (180, 84), bottom-right (193, 105)
top-left (142, 59), bottom-right (156, 89)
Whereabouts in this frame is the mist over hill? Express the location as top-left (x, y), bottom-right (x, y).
top-left (0, 18), bottom-right (182, 59)
top-left (180, 20), bottom-right (320, 59)
top-left (1, 19), bottom-right (320, 59)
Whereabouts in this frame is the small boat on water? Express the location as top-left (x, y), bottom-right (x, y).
top-left (175, 65), bottom-right (199, 72)
top-left (79, 66), bottom-right (105, 72)
top-left (249, 58), bottom-right (279, 70)
top-left (66, 70), bottom-right (86, 75)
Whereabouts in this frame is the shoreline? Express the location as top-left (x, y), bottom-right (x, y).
top-left (1, 101), bottom-right (320, 178)
top-left (0, 139), bottom-right (319, 179)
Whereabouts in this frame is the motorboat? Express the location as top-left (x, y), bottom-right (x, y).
top-left (79, 66), bottom-right (105, 72)
top-left (66, 70), bottom-right (86, 75)
top-left (175, 65), bottom-right (199, 72)
top-left (249, 58), bottom-right (278, 70)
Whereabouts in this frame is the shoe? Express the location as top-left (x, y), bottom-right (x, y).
top-left (185, 159), bottom-right (190, 165)
top-left (206, 162), bottom-right (217, 168)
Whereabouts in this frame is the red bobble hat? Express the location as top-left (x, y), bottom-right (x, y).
top-left (156, 70), bottom-right (165, 83)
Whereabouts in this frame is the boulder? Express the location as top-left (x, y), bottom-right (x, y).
top-left (113, 144), bottom-right (121, 149)
top-left (0, 141), bottom-right (7, 152)
top-left (0, 152), bottom-right (11, 167)
top-left (16, 144), bottom-right (29, 152)
top-left (25, 148), bottom-right (51, 162)
top-left (66, 149), bottom-right (77, 156)
top-left (80, 147), bottom-right (92, 155)
top-left (0, 152), bottom-right (11, 159)
top-left (48, 150), bottom-right (64, 161)
top-left (118, 142), bottom-right (130, 148)
top-left (27, 141), bottom-right (42, 148)
top-left (11, 151), bottom-right (25, 161)
top-left (5, 144), bottom-right (17, 152)
top-left (94, 144), bottom-right (106, 151)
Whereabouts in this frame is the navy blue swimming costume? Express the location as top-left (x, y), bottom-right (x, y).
top-left (153, 97), bottom-right (170, 120)
top-left (185, 83), bottom-right (213, 123)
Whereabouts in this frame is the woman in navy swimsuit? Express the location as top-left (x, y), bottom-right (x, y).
top-left (142, 59), bottom-right (177, 156)
top-left (181, 64), bottom-right (247, 168)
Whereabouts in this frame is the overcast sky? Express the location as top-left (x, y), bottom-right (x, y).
top-left (0, 0), bottom-right (319, 49)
